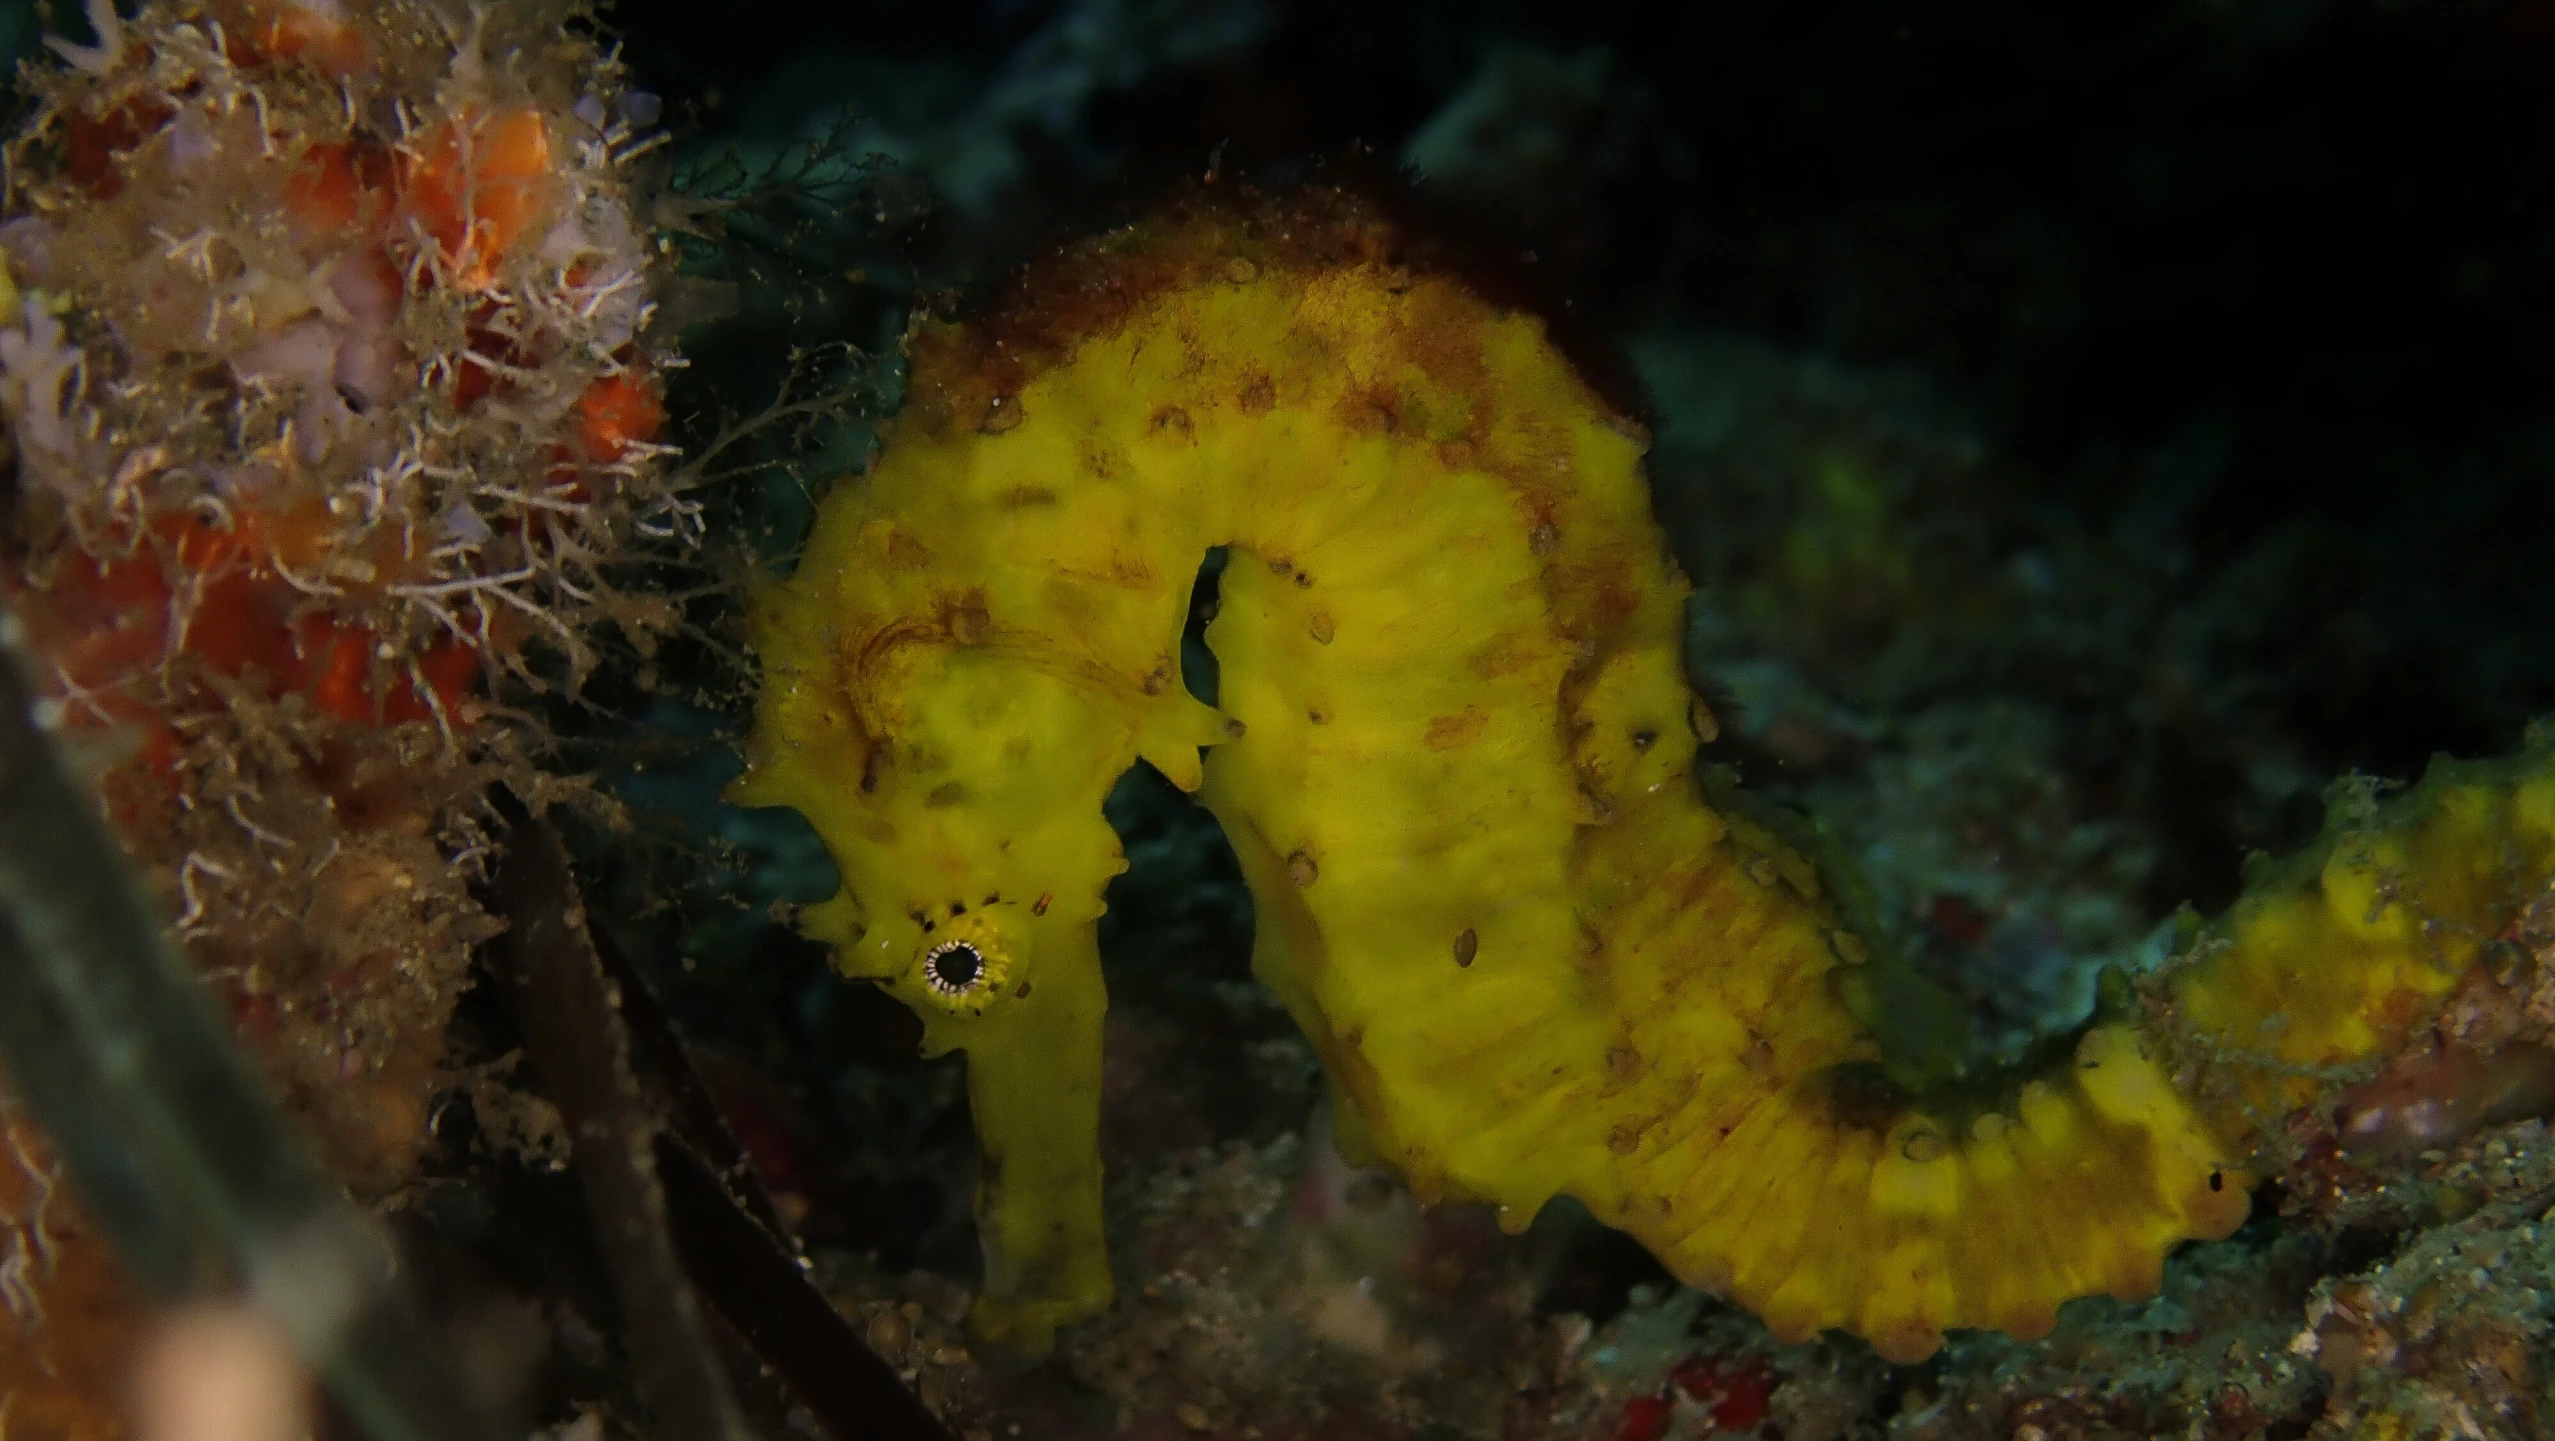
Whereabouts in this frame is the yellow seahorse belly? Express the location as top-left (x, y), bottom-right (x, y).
top-left (733, 188), bottom-right (2555, 1361)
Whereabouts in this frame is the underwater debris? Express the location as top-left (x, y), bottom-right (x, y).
top-left (486, 803), bottom-right (757, 1441)
top-left (485, 799), bottom-right (954, 1441)
top-left (2291, 1192), bottom-right (2555, 1440)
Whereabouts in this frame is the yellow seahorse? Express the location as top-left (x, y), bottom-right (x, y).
top-left (733, 187), bottom-right (2555, 1361)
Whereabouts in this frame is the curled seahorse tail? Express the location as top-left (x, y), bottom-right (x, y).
top-left (1449, 781), bottom-right (2252, 1364)
top-left (1575, 732), bottom-right (2555, 1362)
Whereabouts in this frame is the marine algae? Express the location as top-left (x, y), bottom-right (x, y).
top-left (735, 187), bottom-right (2555, 1360)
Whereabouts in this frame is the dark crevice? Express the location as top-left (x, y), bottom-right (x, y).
top-left (1182, 545), bottom-right (1229, 707)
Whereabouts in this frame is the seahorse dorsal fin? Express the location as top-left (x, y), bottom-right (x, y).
top-left (1134, 691), bottom-right (1234, 793)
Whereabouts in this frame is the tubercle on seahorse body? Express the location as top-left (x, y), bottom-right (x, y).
top-left (732, 185), bottom-right (2555, 1362)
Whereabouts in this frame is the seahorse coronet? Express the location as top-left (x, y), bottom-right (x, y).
top-left (737, 184), bottom-right (2555, 1361)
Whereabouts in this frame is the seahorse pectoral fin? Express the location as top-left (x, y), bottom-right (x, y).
top-left (1836, 946), bottom-right (1974, 1094)
top-left (957, 922), bottom-right (1114, 1355)
top-left (1135, 692), bottom-right (1237, 794)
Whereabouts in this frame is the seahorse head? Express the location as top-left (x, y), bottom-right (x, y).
top-left (739, 568), bottom-right (1132, 1052)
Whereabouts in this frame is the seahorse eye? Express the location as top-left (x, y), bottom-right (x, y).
top-left (923, 941), bottom-right (986, 995)
top-left (906, 911), bottom-right (1017, 1013)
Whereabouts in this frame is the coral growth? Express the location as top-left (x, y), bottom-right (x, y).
top-left (0, 0), bottom-right (684, 1433)
top-left (2294, 1201), bottom-right (2555, 1441)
